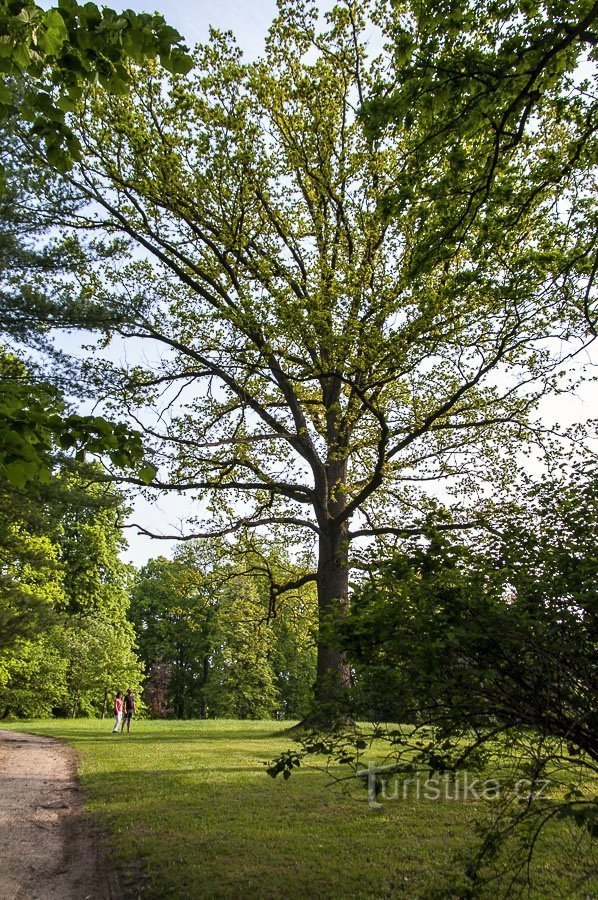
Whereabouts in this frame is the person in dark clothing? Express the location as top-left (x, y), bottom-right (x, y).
top-left (121, 689), bottom-right (136, 733)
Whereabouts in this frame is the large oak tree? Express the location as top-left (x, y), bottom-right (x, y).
top-left (22, 0), bottom-right (596, 701)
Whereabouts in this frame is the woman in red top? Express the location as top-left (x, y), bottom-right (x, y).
top-left (112, 691), bottom-right (123, 733)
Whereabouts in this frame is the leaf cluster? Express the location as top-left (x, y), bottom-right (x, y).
top-left (0, 0), bottom-right (193, 170)
top-left (0, 354), bottom-right (156, 487)
top-left (363, 0), bottom-right (598, 281)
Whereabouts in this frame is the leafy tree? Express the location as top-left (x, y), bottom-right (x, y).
top-left (19, 0), bottom-right (596, 705)
top-left (130, 537), bottom-right (317, 719)
top-left (205, 535), bottom-right (318, 719)
top-left (0, 362), bottom-right (68, 649)
top-left (268, 586), bottom-right (318, 720)
top-left (1, 617), bottom-right (144, 719)
top-left (0, 629), bottom-right (68, 717)
top-left (0, 0), bottom-right (183, 711)
top-left (0, 505), bottom-right (63, 648)
top-left (0, 351), bottom-right (154, 487)
top-left (130, 555), bottom-right (215, 718)
top-left (271, 468), bottom-right (597, 893)
top-left (361, 0), bottom-right (598, 312)
top-left (51, 471), bottom-right (144, 715)
top-left (0, 0), bottom-right (188, 487)
top-left (0, 131), bottom-right (82, 347)
top-left (59, 615), bottom-right (143, 717)
top-left (204, 540), bottom-right (317, 719)
top-left (206, 576), bottom-right (281, 720)
top-left (0, 520), bottom-right (60, 642)
top-left (54, 471), bottom-right (132, 617)
top-left (0, 142), bottom-right (157, 487)
top-left (0, 355), bottom-right (138, 649)
top-left (345, 482), bottom-right (596, 758)
top-left (0, 458), bottom-right (143, 716)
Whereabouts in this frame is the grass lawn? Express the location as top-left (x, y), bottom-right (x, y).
top-left (2, 719), bottom-right (595, 898)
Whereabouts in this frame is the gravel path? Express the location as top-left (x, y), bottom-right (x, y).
top-left (0, 730), bottom-right (122, 900)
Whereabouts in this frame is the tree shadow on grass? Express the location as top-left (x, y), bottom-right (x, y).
top-left (85, 766), bottom-right (448, 900)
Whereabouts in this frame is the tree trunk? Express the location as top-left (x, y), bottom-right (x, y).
top-left (315, 519), bottom-right (352, 702)
top-left (289, 515), bottom-right (351, 732)
top-left (201, 654), bottom-right (210, 719)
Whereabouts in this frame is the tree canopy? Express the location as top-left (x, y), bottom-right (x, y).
top-left (0, 128), bottom-right (157, 486)
top-left (11, 0), bottom-right (597, 701)
top-left (344, 468), bottom-right (597, 760)
top-left (0, 460), bottom-right (143, 718)
top-left (0, 0), bottom-right (192, 487)
top-left (361, 0), bottom-right (598, 300)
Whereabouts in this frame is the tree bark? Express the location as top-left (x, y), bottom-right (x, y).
top-left (315, 520), bottom-right (352, 702)
top-left (201, 654), bottom-right (210, 719)
top-left (289, 515), bottom-right (351, 732)
top-left (312, 443), bottom-right (353, 711)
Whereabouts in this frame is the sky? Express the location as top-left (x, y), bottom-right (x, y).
top-left (111, 0), bottom-right (278, 54)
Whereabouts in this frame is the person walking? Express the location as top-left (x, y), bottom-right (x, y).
top-left (112, 691), bottom-right (123, 733)
top-left (121, 689), bottom-right (136, 733)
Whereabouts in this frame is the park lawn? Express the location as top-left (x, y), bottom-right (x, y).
top-left (3, 719), bottom-right (595, 898)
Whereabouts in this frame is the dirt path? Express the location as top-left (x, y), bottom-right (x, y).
top-left (0, 730), bottom-right (122, 900)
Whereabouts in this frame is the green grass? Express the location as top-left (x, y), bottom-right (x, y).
top-left (2, 719), bottom-right (595, 898)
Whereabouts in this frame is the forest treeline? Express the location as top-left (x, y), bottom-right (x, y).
top-left (0, 443), bottom-right (317, 720)
top-left (0, 347), bottom-right (318, 721)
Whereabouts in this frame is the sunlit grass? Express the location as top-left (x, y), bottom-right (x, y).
top-left (3, 719), bottom-right (594, 898)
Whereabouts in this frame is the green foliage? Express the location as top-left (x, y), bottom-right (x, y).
top-left (52, 478), bottom-right (129, 619)
top-left (344, 469), bottom-right (597, 757)
top-left (268, 591), bottom-right (319, 720)
top-left (130, 554), bottom-right (218, 719)
top-left (35, 0), bottom-right (595, 705)
top-left (0, 388), bottom-right (154, 487)
top-left (279, 468), bottom-right (597, 893)
top-left (0, 0), bottom-right (192, 170)
top-left (0, 630), bottom-right (68, 716)
top-left (57, 615), bottom-right (144, 717)
top-left (0, 350), bottom-right (156, 487)
top-left (206, 576), bottom-right (281, 720)
top-left (0, 462), bottom-right (143, 717)
top-left (0, 450), bottom-right (65, 650)
top-left (130, 538), bottom-right (317, 720)
top-left (362, 0), bottom-right (598, 294)
top-left (0, 135), bottom-right (157, 485)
